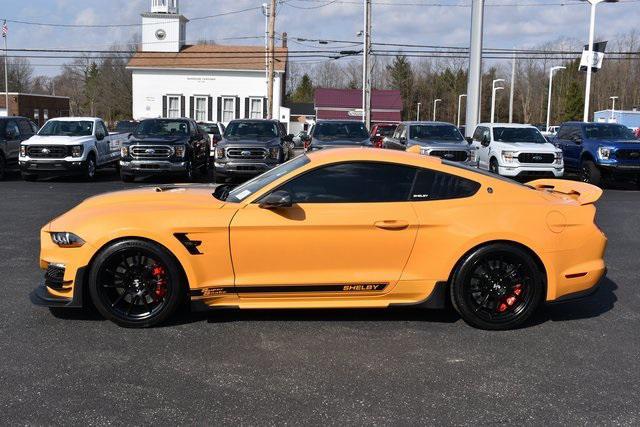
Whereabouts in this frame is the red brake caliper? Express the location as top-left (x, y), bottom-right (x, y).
top-left (498, 284), bottom-right (523, 313)
top-left (152, 265), bottom-right (167, 301)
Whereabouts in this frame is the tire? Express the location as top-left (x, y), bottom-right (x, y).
top-left (450, 243), bottom-right (545, 330)
top-left (183, 160), bottom-right (193, 182)
top-left (0, 153), bottom-right (6, 180)
top-left (88, 239), bottom-right (186, 328)
top-left (580, 160), bottom-right (602, 187)
top-left (489, 158), bottom-right (500, 175)
top-left (83, 154), bottom-right (97, 181)
top-left (120, 172), bottom-right (134, 183)
top-left (21, 172), bottom-right (38, 181)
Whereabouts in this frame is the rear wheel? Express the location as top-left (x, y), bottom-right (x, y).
top-left (88, 239), bottom-right (185, 328)
top-left (450, 243), bottom-right (544, 330)
top-left (489, 158), bottom-right (500, 175)
top-left (0, 153), bottom-right (6, 180)
top-left (183, 160), bottom-right (193, 182)
top-left (580, 160), bottom-right (602, 187)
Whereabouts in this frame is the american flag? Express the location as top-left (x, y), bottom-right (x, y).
top-left (1, 21), bottom-right (7, 38)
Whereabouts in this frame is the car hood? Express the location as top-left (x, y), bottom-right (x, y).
top-left (219, 137), bottom-right (281, 147)
top-left (47, 185), bottom-right (226, 232)
top-left (591, 140), bottom-right (640, 149)
top-left (409, 140), bottom-right (470, 150)
top-left (128, 136), bottom-right (187, 145)
top-left (25, 135), bottom-right (95, 146)
top-left (497, 142), bottom-right (559, 152)
top-left (310, 139), bottom-right (371, 148)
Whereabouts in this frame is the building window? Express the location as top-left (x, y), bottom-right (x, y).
top-left (222, 97), bottom-right (235, 122)
top-left (34, 109), bottom-right (40, 121)
top-left (249, 97), bottom-right (263, 119)
top-left (43, 109), bottom-right (49, 121)
top-left (168, 96), bottom-right (181, 118)
top-left (194, 96), bottom-right (208, 122)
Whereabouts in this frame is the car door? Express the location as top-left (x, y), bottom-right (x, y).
top-left (229, 161), bottom-right (419, 294)
top-left (385, 125), bottom-right (406, 150)
top-left (4, 120), bottom-right (21, 163)
top-left (94, 121), bottom-right (110, 164)
top-left (556, 125), bottom-right (581, 170)
top-left (473, 126), bottom-right (491, 169)
top-left (16, 119), bottom-right (35, 162)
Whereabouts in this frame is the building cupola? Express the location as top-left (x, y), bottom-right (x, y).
top-left (151, 0), bottom-right (179, 14)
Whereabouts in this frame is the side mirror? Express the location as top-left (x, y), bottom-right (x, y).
top-left (481, 136), bottom-right (490, 147)
top-left (465, 137), bottom-right (473, 144)
top-left (259, 190), bottom-right (293, 209)
top-left (399, 136), bottom-right (407, 144)
top-left (96, 132), bottom-right (105, 141)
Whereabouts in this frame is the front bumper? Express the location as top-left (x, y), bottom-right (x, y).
top-left (498, 164), bottom-right (564, 178)
top-left (30, 266), bottom-right (86, 308)
top-left (120, 160), bottom-right (187, 174)
top-left (19, 159), bottom-right (87, 175)
top-left (598, 163), bottom-right (640, 175)
top-left (214, 161), bottom-right (277, 176)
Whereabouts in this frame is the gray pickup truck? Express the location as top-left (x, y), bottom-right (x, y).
top-left (0, 117), bottom-right (38, 180)
top-left (383, 121), bottom-right (478, 166)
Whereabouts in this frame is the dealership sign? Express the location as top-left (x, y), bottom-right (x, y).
top-left (579, 41), bottom-right (608, 73)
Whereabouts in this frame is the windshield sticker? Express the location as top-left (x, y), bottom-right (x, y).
top-left (235, 190), bottom-right (252, 199)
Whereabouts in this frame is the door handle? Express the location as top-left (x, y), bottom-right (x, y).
top-left (374, 220), bottom-right (409, 230)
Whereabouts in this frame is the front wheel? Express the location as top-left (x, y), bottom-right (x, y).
top-left (88, 239), bottom-right (185, 328)
top-left (489, 158), bottom-right (500, 175)
top-left (83, 154), bottom-right (97, 181)
top-left (580, 160), bottom-right (602, 187)
top-left (450, 244), bottom-right (544, 330)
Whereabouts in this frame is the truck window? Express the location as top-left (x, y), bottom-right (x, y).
top-left (39, 120), bottom-right (93, 137)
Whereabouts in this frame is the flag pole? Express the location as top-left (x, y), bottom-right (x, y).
top-left (3, 21), bottom-right (8, 117)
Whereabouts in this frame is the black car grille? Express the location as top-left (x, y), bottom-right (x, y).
top-left (44, 264), bottom-right (66, 289)
top-left (518, 153), bottom-right (555, 164)
top-left (28, 145), bottom-right (69, 159)
top-left (131, 145), bottom-right (173, 159)
top-left (616, 149), bottom-right (640, 161)
top-left (227, 148), bottom-right (268, 159)
top-left (429, 150), bottom-right (468, 162)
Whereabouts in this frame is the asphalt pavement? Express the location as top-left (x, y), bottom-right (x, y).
top-left (0, 168), bottom-right (638, 425)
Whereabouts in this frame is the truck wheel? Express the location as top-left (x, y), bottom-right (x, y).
top-left (183, 161), bottom-right (193, 182)
top-left (489, 158), bottom-right (500, 175)
top-left (0, 154), bottom-right (6, 180)
top-left (21, 172), bottom-right (38, 181)
top-left (83, 154), bottom-right (97, 181)
top-left (580, 160), bottom-right (601, 186)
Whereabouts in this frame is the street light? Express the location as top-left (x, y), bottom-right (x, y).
top-left (610, 96), bottom-right (619, 121)
top-left (457, 94), bottom-right (467, 128)
top-left (433, 99), bottom-right (442, 121)
top-left (546, 66), bottom-right (566, 132)
top-left (582, 0), bottom-right (619, 123)
top-left (491, 79), bottom-right (505, 123)
top-left (416, 102), bottom-right (421, 121)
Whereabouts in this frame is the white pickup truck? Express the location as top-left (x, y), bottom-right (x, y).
top-left (19, 117), bottom-right (126, 180)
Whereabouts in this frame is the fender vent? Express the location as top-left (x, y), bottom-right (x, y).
top-left (174, 233), bottom-right (203, 255)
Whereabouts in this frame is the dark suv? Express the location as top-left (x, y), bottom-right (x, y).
top-left (307, 120), bottom-right (372, 151)
top-left (120, 118), bottom-right (209, 182)
top-left (0, 117), bottom-right (38, 179)
top-left (213, 119), bottom-right (294, 183)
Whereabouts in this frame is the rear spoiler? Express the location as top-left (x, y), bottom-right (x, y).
top-left (526, 179), bottom-right (603, 205)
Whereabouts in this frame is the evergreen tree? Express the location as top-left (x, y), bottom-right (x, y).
top-left (291, 74), bottom-right (314, 103)
top-left (564, 80), bottom-right (584, 122)
top-left (386, 55), bottom-right (414, 120)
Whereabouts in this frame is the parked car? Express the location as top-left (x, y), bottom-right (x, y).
top-left (114, 120), bottom-right (139, 134)
top-left (385, 121), bottom-right (478, 166)
top-left (31, 148), bottom-right (607, 330)
top-left (120, 118), bottom-right (209, 182)
top-left (19, 117), bottom-right (125, 181)
top-left (292, 130), bottom-right (309, 149)
top-left (0, 116), bottom-right (38, 180)
top-left (541, 125), bottom-right (560, 140)
top-left (553, 121), bottom-right (640, 186)
top-left (369, 123), bottom-right (397, 148)
top-left (306, 120), bottom-right (372, 151)
top-left (470, 123), bottom-right (563, 178)
top-left (197, 121), bottom-right (225, 152)
top-left (213, 119), bottom-right (294, 183)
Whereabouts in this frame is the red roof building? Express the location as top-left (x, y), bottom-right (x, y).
top-left (314, 88), bottom-right (402, 124)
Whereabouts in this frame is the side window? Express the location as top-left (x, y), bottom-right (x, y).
top-left (96, 121), bottom-right (108, 137)
top-left (482, 127), bottom-right (491, 142)
top-left (472, 126), bottom-right (483, 140)
top-left (399, 126), bottom-right (408, 140)
top-left (411, 168), bottom-right (481, 201)
top-left (18, 120), bottom-right (34, 136)
top-left (556, 126), bottom-right (570, 140)
top-left (30, 121), bottom-right (39, 134)
top-left (5, 121), bottom-right (20, 138)
top-left (393, 125), bottom-right (403, 139)
top-left (571, 126), bottom-right (583, 141)
top-left (275, 162), bottom-right (417, 203)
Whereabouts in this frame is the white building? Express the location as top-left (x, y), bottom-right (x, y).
top-left (127, 0), bottom-right (287, 124)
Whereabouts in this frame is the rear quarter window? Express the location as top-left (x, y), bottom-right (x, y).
top-left (411, 169), bottom-right (481, 201)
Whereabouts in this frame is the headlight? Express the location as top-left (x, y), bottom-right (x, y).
top-left (71, 145), bottom-right (84, 158)
top-left (269, 147), bottom-right (281, 159)
top-left (216, 147), bottom-right (225, 159)
top-left (501, 151), bottom-right (518, 163)
top-left (20, 145), bottom-right (26, 157)
top-left (598, 146), bottom-right (612, 160)
top-left (555, 151), bottom-right (563, 164)
top-left (420, 148), bottom-right (429, 156)
top-left (469, 148), bottom-right (479, 163)
top-left (121, 146), bottom-right (129, 157)
top-left (50, 232), bottom-right (85, 248)
top-left (174, 145), bottom-right (186, 158)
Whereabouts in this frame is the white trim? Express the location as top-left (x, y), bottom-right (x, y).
top-left (127, 66), bottom-right (286, 74)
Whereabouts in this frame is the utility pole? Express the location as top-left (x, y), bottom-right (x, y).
top-left (267, 0), bottom-right (276, 119)
top-left (457, 94), bottom-right (467, 129)
top-left (362, 0), bottom-right (372, 129)
top-left (491, 79), bottom-right (505, 124)
top-left (262, 4), bottom-right (269, 90)
top-left (433, 99), bottom-right (441, 121)
top-left (509, 50), bottom-right (516, 123)
top-left (416, 102), bottom-right (421, 121)
top-left (610, 96), bottom-right (618, 121)
top-left (465, 0), bottom-right (484, 137)
top-left (3, 20), bottom-right (8, 117)
top-left (546, 66), bottom-right (565, 132)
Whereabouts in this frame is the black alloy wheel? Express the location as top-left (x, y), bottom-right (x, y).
top-left (580, 160), bottom-right (602, 187)
top-left (88, 240), bottom-right (184, 327)
top-left (450, 244), bottom-right (544, 330)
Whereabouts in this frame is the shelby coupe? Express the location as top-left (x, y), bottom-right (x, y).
top-left (31, 149), bottom-right (607, 330)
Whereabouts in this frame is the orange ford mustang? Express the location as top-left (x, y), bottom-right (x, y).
top-left (31, 148), bottom-right (607, 330)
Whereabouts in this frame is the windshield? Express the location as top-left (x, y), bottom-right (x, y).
top-left (493, 127), bottom-right (547, 144)
top-left (223, 155), bottom-right (311, 203)
top-left (115, 121), bottom-right (137, 133)
top-left (199, 124), bottom-right (220, 135)
top-left (376, 125), bottom-right (396, 137)
top-left (38, 120), bottom-right (93, 137)
top-left (313, 122), bottom-right (369, 141)
top-left (585, 124), bottom-right (637, 141)
top-left (410, 125), bottom-right (464, 142)
top-left (225, 121), bottom-right (278, 140)
top-left (135, 120), bottom-right (189, 137)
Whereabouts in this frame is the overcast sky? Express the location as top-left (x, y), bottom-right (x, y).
top-left (3, 0), bottom-right (640, 77)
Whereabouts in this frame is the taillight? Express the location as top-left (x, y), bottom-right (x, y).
top-left (304, 140), bottom-right (310, 150)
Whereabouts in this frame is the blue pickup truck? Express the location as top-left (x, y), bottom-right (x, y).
top-left (553, 121), bottom-right (640, 186)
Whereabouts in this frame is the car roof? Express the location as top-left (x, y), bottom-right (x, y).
top-left (402, 121), bottom-right (456, 126)
top-left (478, 123), bottom-right (537, 129)
top-left (48, 117), bottom-right (99, 121)
top-left (306, 147), bottom-right (441, 167)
